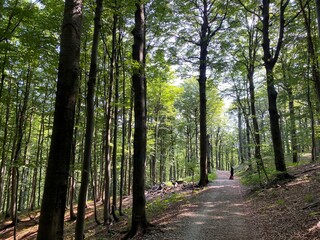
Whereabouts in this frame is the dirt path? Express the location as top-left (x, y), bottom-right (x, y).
top-left (143, 170), bottom-right (253, 240)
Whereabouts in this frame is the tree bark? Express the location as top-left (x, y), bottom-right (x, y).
top-left (37, 0), bottom-right (83, 239)
top-left (10, 66), bottom-right (31, 223)
top-left (119, 47), bottom-right (126, 215)
top-left (75, 0), bottom-right (102, 237)
top-left (261, 0), bottom-right (287, 172)
top-left (300, 0), bottom-right (320, 159)
top-left (30, 105), bottom-right (45, 211)
top-left (125, 2), bottom-right (148, 237)
top-left (68, 92), bottom-right (81, 221)
top-left (287, 87), bottom-right (298, 163)
top-left (198, 0), bottom-right (209, 187)
top-left (301, 0), bottom-right (320, 107)
top-left (112, 34), bottom-right (120, 221)
top-left (0, 78), bottom-right (11, 213)
top-left (315, 0), bottom-right (320, 39)
top-left (237, 108), bottom-right (244, 164)
top-left (127, 87), bottom-right (133, 196)
top-left (103, 11), bottom-right (117, 225)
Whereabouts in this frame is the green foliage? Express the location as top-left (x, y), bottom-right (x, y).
top-left (276, 199), bottom-right (285, 206)
top-left (208, 172), bottom-right (218, 181)
top-left (146, 192), bottom-right (184, 218)
top-left (240, 171), bottom-right (263, 187)
top-left (304, 194), bottom-right (315, 203)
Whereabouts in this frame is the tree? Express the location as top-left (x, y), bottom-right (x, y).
top-left (75, 0), bottom-right (103, 238)
top-left (299, 0), bottom-right (320, 160)
top-left (103, 0), bottom-right (122, 224)
top-left (125, 1), bottom-right (148, 238)
top-left (261, 0), bottom-right (288, 173)
top-left (37, 0), bottom-right (83, 239)
top-left (173, 0), bottom-right (228, 186)
top-left (315, 0), bottom-right (320, 38)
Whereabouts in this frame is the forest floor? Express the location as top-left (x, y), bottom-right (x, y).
top-left (1, 162), bottom-right (320, 239)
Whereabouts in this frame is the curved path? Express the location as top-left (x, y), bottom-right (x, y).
top-left (144, 170), bottom-right (253, 240)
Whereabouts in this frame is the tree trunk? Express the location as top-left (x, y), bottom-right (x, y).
top-left (119, 47), bottom-right (126, 216)
top-left (237, 108), bottom-right (244, 163)
top-left (30, 106), bottom-right (45, 211)
top-left (127, 87), bottom-right (133, 196)
top-left (307, 76), bottom-right (316, 161)
top-left (207, 135), bottom-right (211, 174)
top-left (0, 79), bottom-right (11, 213)
top-left (68, 93), bottom-right (81, 221)
top-left (75, 0), bottom-right (102, 237)
top-left (266, 67), bottom-right (286, 172)
top-left (247, 33), bottom-right (263, 170)
top-left (261, 0), bottom-right (287, 173)
top-left (245, 118), bottom-right (251, 160)
top-left (10, 66), bottom-right (31, 223)
top-left (112, 37), bottom-right (120, 221)
top-left (300, 0), bottom-right (320, 159)
top-left (103, 10), bottom-right (118, 225)
top-left (151, 118), bottom-right (158, 185)
top-left (198, 1), bottom-right (209, 186)
top-left (315, 0), bottom-right (320, 39)
top-left (37, 0), bottom-right (83, 238)
top-left (287, 87), bottom-right (298, 163)
top-left (125, 2), bottom-right (148, 237)
top-left (215, 128), bottom-right (220, 169)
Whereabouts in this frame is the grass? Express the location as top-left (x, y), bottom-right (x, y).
top-left (239, 153), bottom-right (314, 187)
top-left (146, 192), bottom-right (184, 219)
top-left (181, 171), bottom-right (217, 184)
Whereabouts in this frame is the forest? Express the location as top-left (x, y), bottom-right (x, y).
top-left (1, 0), bottom-right (320, 239)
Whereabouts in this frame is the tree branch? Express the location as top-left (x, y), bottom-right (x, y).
top-left (208, 0), bottom-right (229, 39)
top-left (237, 0), bottom-right (262, 22)
top-left (273, 0), bottom-right (289, 65)
top-left (285, 0), bottom-right (310, 27)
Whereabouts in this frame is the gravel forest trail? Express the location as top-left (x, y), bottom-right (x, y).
top-left (143, 170), bottom-right (253, 240)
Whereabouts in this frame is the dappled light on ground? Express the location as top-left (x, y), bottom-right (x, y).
top-left (143, 170), bottom-right (252, 240)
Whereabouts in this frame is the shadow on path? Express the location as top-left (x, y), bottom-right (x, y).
top-left (144, 170), bottom-right (253, 240)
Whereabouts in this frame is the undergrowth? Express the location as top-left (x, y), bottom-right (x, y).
top-left (239, 154), bottom-right (313, 188)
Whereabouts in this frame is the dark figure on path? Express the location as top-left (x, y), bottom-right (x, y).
top-left (229, 167), bottom-right (234, 180)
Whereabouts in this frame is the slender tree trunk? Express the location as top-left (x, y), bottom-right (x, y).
top-left (103, 11), bottom-right (118, 225)
top-left (125, 2), bottom-right (148, 237)
top-left (37, 0), bottom-right (83, 238)
top-left (10, 67), bottom-right (31, 223)
top-left (287, 87), bottom-right (298, 163)
top-left (245, 118), bottom-right (251, 159)
top-left (0, 79), bottom-right (11, 212)
top-left (19, 113), bottom-right (33, 211)
top-left (68, 93), bottom-right (81, 221)
top-left (247, 49), bottom-right (268, 179)
top-left (112, 39), bottom-right (120, 221)
top-left (152, 118), bottom-right (158, 185)
top-left (307, 75), bottom-right (316, 161)
top-left (300, 0), bottom-right (320, 159)
top-left (127, 87), bottom-right (133, 196)
top-left (195, 108), bottom-right (199, 161)
top-left (119, 48), bottom-right (126, 216)
top-left (29, 107), bottom-right (45, 211)
top-left (215, 128), bottom-right (220, 169)
top-left (207, 135), bottom-right (211, 174)
top-left (238, 109), bottom-right (244, 163)
top-left (0, 50), bottom-right (7, 102)
top-left (75, 0), bottom-right (102, 238)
